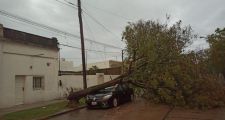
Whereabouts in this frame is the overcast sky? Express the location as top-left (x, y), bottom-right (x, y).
top-left (0, 0), bottom-right (224, 65)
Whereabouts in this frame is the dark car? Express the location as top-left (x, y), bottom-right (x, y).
top-left (86, 83), bottom-right (134, 108)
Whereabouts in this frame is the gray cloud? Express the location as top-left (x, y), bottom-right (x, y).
top-left (0, 0), bottom-right (224, 64)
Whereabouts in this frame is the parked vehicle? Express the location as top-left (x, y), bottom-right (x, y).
top-left (86, 83), bottom-right (134, 108)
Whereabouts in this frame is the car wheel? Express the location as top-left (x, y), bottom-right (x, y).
top-left (112, 98), bottom-right (118, 107)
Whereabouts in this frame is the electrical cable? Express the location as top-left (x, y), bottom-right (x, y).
top-left (0, 9), bottom-right (122, 49)
top-left (59, 43), bottom-right (120, 54)
top-left (83, 2), bottom-right (131, 21)
top-left (82, 9), bottom-right (121, 41)
top-left (54, 0), bottom-right (77, 8)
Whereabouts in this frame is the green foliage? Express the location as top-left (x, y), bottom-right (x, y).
top-left (78, 97), bottom-right (86, 105)
top-left (122, 20), bottom-right (225, 109)
top-left (89, 65), bottom-right (100, 74)
top-left (208, 28), bottom-right (225, 76)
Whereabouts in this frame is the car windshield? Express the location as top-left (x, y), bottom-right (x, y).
top-left (98, 86), bottom-right (115, 93)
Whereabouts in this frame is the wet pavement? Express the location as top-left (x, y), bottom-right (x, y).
top-left (167, 107), bottom-right (225, 120)
top-left (48, 99), bottom-right (225, 120)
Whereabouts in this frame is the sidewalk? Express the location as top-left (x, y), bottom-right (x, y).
top-left (0, 99), bottom-right (65, 117)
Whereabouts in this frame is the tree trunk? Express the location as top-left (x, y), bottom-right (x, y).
top-left (67, 55), bottom-right (144, 101)
top-left (67, 74), bottom-right (128, 101)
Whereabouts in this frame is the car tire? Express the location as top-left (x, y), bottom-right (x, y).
top-left (112, 98), bottom-right (118, 107)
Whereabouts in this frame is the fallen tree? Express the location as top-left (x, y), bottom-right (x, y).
top-left (68, 19), bottom-right (225, 109)
top-left (67, 54), bottom-right (147, 101)
top-left (67, 74), bottom-right (128, 101)
top-left (121, 19), bottom-right (225, 109)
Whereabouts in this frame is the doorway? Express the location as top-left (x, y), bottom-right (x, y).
top-left (15, 76), bottom-right (25, 105)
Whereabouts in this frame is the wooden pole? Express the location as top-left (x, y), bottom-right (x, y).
top-left (122, 49), bottom-right (124, 74)
top-left (78, 0), bottom-right (87, 89)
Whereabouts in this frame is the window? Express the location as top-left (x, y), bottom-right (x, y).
top-left (33, 77), bottom-right (43, 90)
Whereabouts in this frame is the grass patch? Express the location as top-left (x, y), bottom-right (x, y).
top-left (78, 98), bottom-right (86, 106)
top-left (3, 101), bottom-right (67, 120)
top-left (67, 97), bottom-right (87, 108)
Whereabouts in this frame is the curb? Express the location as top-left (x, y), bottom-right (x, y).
top-left (36, 105), bottom-right (86, 120)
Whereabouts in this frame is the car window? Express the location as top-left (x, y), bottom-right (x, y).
top-left (116, 85), bottom-right (123, 91)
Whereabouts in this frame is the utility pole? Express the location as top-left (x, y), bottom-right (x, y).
top-left (78, 0), bottom-right (87, 89)
top-left (122, 49), bottom-right (124, 74)
top-left (58, 48), bottom-right (61, 76)
top-left (85, 50), bottom-right (87, 70)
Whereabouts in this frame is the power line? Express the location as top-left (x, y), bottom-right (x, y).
top-left (0, 9), bottom-right (122, 49)
top-left (82, 9), bottom-right (121, 41)
top-left (83, 3), bottom-right (131, 21)
top-left (64, 0), bottom-right (78, 7)
top-left (55, 0), bottom-right (130, 22)
top-left (59, 43), bottom-right (120, 54)
top-left (83, 14), bottom-right (96, 44)
top-left (52, 1), bottom-right (122, 43)
top-left (54, 0), bottom-right (77, 8)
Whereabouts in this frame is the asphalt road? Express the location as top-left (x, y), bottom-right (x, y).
top-left (48, 99), bottom-right (225, 120)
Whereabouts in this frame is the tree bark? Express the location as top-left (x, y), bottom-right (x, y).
top-left (67, 74), bottom-right (128, 100)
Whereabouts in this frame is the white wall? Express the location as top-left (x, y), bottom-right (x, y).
top-left (0, 40), bottom-right (59, 108)
top-left (60, 59), bottom-right (76, 71)
top-left (73, 60), bottom-right (122, 72)
top-left (0, 37), bottom-right (3, 107)
top-left (58, 75), bottom-right (119, 98)
top-left (74, 61), bottom-right (111, 71)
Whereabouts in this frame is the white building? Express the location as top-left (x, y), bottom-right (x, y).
top-left (58, 59), bottom-right (121, 97)
top-left (59, 58), bottom-right (76, 71)
top-left (0, 23), bottom-right (122, 108)
top-left (74, 60), bottom-right (122, 71)
top-left (0, 24), bottom-right (59, 108)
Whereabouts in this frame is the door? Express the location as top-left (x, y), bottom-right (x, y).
top-left (15, 76), bottom-right (25, 105)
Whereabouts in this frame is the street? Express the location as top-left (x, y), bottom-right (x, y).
top-left (47, 99), bottom-right (225, 120)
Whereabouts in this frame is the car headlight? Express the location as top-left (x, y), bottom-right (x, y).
top-left (102, 94), bottom-right (112, 100)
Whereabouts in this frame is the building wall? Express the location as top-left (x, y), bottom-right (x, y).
top-left (58, 75), bottom-right (119, 98)
top-left (0, 25), bottom-right (3, 106)
top-left (60, 59), bottom-right (76, 71)
top-left (75, 60), bottom-right (118, 71)
top-left (0, 39), bottom-right (59, 108)
top-left (109, 60), bottom-right (122, 68)
top-left (86, 61), bottom-right (110, 69)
